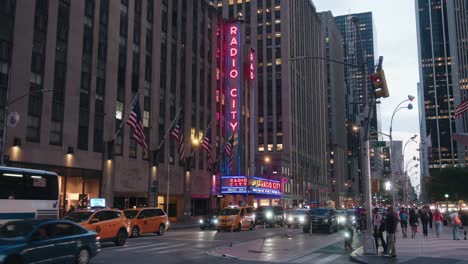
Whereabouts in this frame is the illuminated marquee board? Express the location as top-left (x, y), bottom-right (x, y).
top-left (227, 22), bottom-right (240, 132)
top-left (248, 177), bottom-right (282, 196)
top-left (221, 176), bottom-right (247, 194)
top-left (220, 176), bottom-right (283, 196)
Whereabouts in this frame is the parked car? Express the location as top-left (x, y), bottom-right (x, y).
top-left (199, 211), bottom-right (220, 230)
top-left (303, 207), bottom-right (338, 233)
top-left (123, 207), bottom-right (169, 237)
top-left (255, 206), bottom-right (285, 227)
top-left (286, 209), bottom-right (308, 228)
top-left (64, 208), bottom-right (129, 246)
top-left (217, 206), bottom-right (255, 232)
top-left (0, 219), bottom-right (99, 264)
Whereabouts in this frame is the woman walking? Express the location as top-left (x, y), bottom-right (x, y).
top-left (399, 207), bottom-right (408, 238)
top-left (409, 208), bottom-right (419, 238)
top-left (433, 208), bottom-right (442, 238)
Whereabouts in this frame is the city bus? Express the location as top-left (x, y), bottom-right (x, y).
top-left (0, 166), bottom-right (59, 225)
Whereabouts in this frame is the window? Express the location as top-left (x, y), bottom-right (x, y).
top-left (26, 116), bottom-right (41, 142)
top-left (115, 101), bottom-right (124, 120)
top-left (50, 120), bottom-right (62, 145)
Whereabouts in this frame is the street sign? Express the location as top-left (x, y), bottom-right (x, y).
top-left (373, 141), bottom-right (386, 147)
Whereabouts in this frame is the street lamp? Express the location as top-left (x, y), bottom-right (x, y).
top-left (389, 95), bottom-right (415, 206)
top-left (1, 89), bottom-right (54, 165)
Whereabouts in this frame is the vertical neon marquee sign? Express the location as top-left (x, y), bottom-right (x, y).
top-left (228, 23), bottom-right (240, 132)
top-left (226, 21), bottom-right (241, 175)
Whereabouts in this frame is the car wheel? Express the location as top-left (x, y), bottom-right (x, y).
top-left (157, 224), bottom-right (165, 236)
top-left (131, 227), bottom-right (140, 238)
top-left (237, 223), bottom-right (242, 232)
top-left (303, 226), bottom-right (310, 233)
top-left (217, 229), bottom-right (221, 232)
top-left (200, 226), bottom-right (205, 230)
top-left (76, 248), bottom-right (90, 264)
top-left (287, 224), bottom-right (291, 228)
top-left (249, 221), bottom-right (254, 230)
top-left (329, 225), bottom-right (334, 234)
top-left (114, 229), bottom-right (127, 246)
top-left (5, 256), bottom-right (22, 264)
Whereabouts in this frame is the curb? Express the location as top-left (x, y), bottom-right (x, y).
top-left (349, 246), bottom-right (367, 264)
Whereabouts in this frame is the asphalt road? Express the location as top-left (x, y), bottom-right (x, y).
top-left (91, 226), bottom-right (361, 264)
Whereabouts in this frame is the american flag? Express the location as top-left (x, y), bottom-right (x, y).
top-left (126, 98), bottom-right (148, 153)
top-left (171, 117), bottom-right (185, 161)
top-left (455, 99), bottom-right (468, 119)
top-left (201, 131), bottom-right (213, 170)
top-left (225, 136), bottom-right (234, 172)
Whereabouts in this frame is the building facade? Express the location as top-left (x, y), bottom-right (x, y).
top-left (416, 0), bottom-right (457, 175)
top-left (319, 11), bottom-right (348, 209)
top-left (335, 12), bottom-right (378, 204)
top-left (1, 0), bottom-right (223, 220)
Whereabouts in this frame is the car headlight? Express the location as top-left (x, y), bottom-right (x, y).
top-left (199, 219), bottom-right (204, 224)
top-left (338, 216), bottom-right (346, 223)
top-left (351, 216), bottom-right (355, 220)
top-left (266, 212), bottom-right (273, 219)
top-left (213, 219), bottom-right (219, 224)
top-left (323, 219), bottom-right (329, 223)
top-left (288, 216), bottom-right (293, 221)
top-left (299, 216), bottom-right (305, 222)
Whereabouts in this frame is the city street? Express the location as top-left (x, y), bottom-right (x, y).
top-left (92, 226), bottom-right (361, 264)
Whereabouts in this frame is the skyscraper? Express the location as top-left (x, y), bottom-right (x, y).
top-left (416, 0), bottom-right (458, 174)
top-left (335, 12), bottom-right (378, 204)
top-left (319, 11), bottom-right (347, 209)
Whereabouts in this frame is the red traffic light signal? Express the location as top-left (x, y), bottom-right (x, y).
top-left (369, 70), bottom-right (389, 99)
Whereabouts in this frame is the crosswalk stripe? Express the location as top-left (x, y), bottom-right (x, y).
top-left (115, 243), bottom-right (169, 252)
top-left (290, 253), bottom-right (321, 263)
top-left (146, 243), bottom-right (186, 253)
top-left (157, 247), bottom-right (195, 254)
top-left (314, 254), bottom-right (342, 264)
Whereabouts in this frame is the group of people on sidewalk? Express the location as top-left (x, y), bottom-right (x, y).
top-left (371, 204), bottom-right (468, 258)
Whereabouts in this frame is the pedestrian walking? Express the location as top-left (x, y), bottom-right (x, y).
top-left (459, 210), bottom-right (468, 240)
top-left (433, 208), bottom-right (443, 238)
top-left (384, 206), bottom-right (399, 258)
top-left (399, 207), bottom-right (408, 238)
top-left (409, 208), bottom-right (419, 238)
top-left (420, 206), bottom-right (430, 237)
top-left (373, 208), bottom-right (387, 254)
top-left (450, 211), bottom-right (461, 240)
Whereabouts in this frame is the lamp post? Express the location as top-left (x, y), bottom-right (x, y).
top-left (1, 89), bottom-right (54, 166)
top-left (167, 155), bottom-right (173, 217)
top-left (389, 95), bottom-right (415, 206)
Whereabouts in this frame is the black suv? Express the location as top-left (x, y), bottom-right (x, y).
top-left (303, 207), bottom-right (338, 233)
top-left (255, 206), bottom-right (285, 227)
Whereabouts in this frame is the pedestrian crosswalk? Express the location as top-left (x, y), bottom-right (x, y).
top-left (104, 241), bottom-right (197, 256)
top-left (288, 252), bottom-right (343, 263)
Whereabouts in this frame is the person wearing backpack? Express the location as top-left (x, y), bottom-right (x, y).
top-left (451, 211), bottom-right (461, 240)
top-left (420, 207), bottom-right (430, 237)
top-left (399, 207), bottom-right (408, 238)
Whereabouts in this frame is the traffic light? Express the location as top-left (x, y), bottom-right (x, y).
top-left (369, 70), bottom-right (389, 99)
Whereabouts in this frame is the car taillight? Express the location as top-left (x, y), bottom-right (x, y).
top-left (96, 236), bottom-right (101, 241)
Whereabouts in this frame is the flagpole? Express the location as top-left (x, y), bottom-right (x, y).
top-left (147, 107), bottom-right (182, 208)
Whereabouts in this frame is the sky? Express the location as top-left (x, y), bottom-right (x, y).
top-left (313, 0), bottom-right (422, 191)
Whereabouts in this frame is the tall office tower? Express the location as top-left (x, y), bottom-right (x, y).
top-left (319, 11), bottom-right (348, 209)
top-left (1, 0), bottom-right (219, 220)
top-left (335, 12), bottom-right (377, 205)
top-left (416, 0), bottom-right (459, 172)
top-left (215, 0), bottom-right (328, 207)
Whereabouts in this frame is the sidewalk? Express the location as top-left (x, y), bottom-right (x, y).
top-left (351, 225), bottom-right (468, 263)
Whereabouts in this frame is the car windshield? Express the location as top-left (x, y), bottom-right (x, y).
top-left (309, 208), bottom-right (329, 216)
top-left (220, 208), bottom-right (240, 215)
top-left (63, 211), bottom-right (93, 223)
top-left (291, 210), bottom-right (307, 215)
top-left (124, 210), bottom-right (139, 219)
top-left (256, 207), bottom-right (272, 212)
top-left (0, 221), bottom-right (36, 238)
top-left (345, 210), bottom-right (356, 216)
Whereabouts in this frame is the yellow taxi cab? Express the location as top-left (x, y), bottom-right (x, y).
top-left (64, 208), bottom-right (130, 246)
top-left (123, 207), bottom-right (169, 237)
top-left (217, 206), bottom-right (255, 232)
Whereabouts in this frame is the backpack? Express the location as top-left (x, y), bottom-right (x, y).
top-left (454, 216), bottom-right (462, 226)
top-left (401, 212), bottom-right (407, 221)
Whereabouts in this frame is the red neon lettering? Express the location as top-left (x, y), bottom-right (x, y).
top-left (230, 47), bottom-right (238, 56)
top-left (230, 111), bottom-right (237, 119)
top-left (230, 88), bottom-right (238, 97)
top-left (230, 69), bottom-right (238, 79)
top-left (230, 122), bottom-right (238, 130)
top-left (230, 26), bottom-right (238, 35)
top-left (230, 38), bottom-right (238, 46)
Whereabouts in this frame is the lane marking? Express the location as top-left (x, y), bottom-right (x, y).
top-left (115, 243), bottom-right (170, 252)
